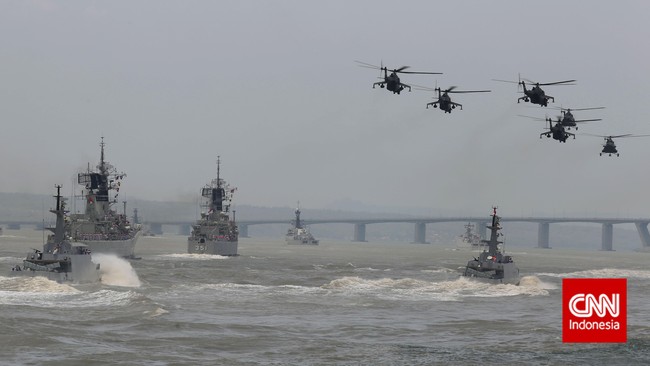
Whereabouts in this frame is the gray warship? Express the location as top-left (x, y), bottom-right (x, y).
top-left (61, 138), bottom-right (141, 258)
top-left (286, 204), bottom-right (319, 245)
top-left (462, 207), bottom-right (520, 285)
top-left (188, 157), bottom-right (239, 256)
top-left (459, 222), bottom-right (483, 248)
top-left (11, 185), bottom-right (101, 284)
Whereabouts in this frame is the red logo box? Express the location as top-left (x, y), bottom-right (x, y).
top-left (562, 278), bottom-right (627, 343)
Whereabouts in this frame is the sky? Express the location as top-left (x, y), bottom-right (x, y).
top-left (1, 0), bottom-right (649, 217)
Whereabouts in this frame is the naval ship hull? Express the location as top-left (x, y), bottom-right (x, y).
top-left (75, 232), bottom-right (141, 259)
top-left (187, 239), bottom-right (238, 256)
top-left (462, 263), bottom-right (520, 286)
top-left (286, 236), bottom-right (319, 245)
top-left (10, 253), bottom-right (101, 284)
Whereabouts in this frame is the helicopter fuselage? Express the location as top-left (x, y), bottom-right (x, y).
top-left (560, 110), bottom-right (577, 128)
top-left (373, 71), bottom-right (408, 94)
top-left (601, 139), bottom-right (619, 156)
top-left (437, 93), bottom-right (455, 112)
top-left (518, 83), bottom-right (553, 107)
top-left (541, 120), bottom-right (574, 143)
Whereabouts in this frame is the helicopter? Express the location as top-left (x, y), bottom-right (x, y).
top-left (520, 115), bottom-right (575, 142)
top-left (494, 76), bottom-right (576, 107)
top-left (551, 106), bottom-right (604, 130)
top-left (425, 86), bottom-right (491, 113)
top-left (355, 60), bottom-right (441, 95)
top-left (583, 134), bottom-right (650, 156)
top-left (541, 117), bottom-right (575, 142)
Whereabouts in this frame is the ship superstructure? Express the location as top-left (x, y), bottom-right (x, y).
top-left (188, 157), bottom-right (238, 255)
top-left (286, 204), bottom-right (319, 245)
top-left (62, 138), bottom-right (141, 258)
top-left (462, 207), bottom-right (520, 285)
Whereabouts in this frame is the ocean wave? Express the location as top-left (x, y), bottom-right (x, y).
top-left (0, 276), bottom-right (141, 308)
top-left (538, 268), bottom-right (650, 279)
top-left (0, 275), bottom-right (80, 293)
top-left (320, 275), bottom-right (552, 300)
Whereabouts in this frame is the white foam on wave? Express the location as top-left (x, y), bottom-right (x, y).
top-left (320, 275), bottom-right (553, 301)
top-left (92, 253), bottom-right (141, 287)
top-left (0, 276), bottom-right (139, 308)
top-left (145, 307), bottom-right (169, 318)
top-left (0, 275), bottom-right (79, 293)
top-left (538, 268), bottom-right (650, 279)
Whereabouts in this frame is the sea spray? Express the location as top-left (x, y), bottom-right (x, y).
top-left (92, 253), bottom-right (141, 287)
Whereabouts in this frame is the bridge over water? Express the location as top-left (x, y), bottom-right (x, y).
top-left (4, 216), bottom-right (650, 251)
top-left (150, 216), bottom-right (650, 251)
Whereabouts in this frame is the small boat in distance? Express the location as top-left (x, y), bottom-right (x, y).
top-left (286, 204), bottom-right (319, 245)
top-left (459, 222), bottom-right (483, 248)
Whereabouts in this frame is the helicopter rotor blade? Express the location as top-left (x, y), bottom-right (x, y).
top-left (354, 60), bottom-right (381, 69)
top-left (572, 118), bottom-right (602, 123)
top-left (410, 83), bottom-right (435, 92)
top-left (609, 134), bottom-right (633, 139)
top-left (570, 107), bottom-right (606, 112)
top-left (537, 79), bottom-right (577, 86)
top-left (448, 89), bottom-right (491, 94)
top-left (613, 134), bottom-right (650, 139)
top-left (398, 70), bottom-right (443, 75)
top-left (492, 79), bottom-right (518, 84)
top-left (517, 114), bottom-right (545, 121)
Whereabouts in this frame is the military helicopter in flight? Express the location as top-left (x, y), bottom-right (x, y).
top-left (551, 106), bottom-right (604, 130)
top-left (520, 115), bottom-right (575, 142)
top-left (494, 75), bottom-right (576, 107)
top-left (583, 133), bottom-right (650, 156)
top-left (424, 86), bottom-right (491, 113)
top-left (355, 60), bottom-right (441, 95)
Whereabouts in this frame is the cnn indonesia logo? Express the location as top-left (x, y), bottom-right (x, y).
top-left (562, 278), bottom-right (627, 343)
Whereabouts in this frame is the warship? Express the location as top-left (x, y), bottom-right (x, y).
top-left (462, 207), bottom-right (520, 285)
top-left (286, 204), bottom-right (319, 245)
top-left (10, 185), bottom-right (101, 284)
top-left (61, 138), bottom-right (141, 258)
top-left (188, 157), bottom-right (238, 256)
top-left (459, 222), bottom-right (483, 248)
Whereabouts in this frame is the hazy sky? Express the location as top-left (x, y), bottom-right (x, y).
top-left (1, 1), bottom-right (649, 217)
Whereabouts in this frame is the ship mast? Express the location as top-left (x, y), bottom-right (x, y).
top-left (51, 185), bottom-right (65, 244)
top-left (294, 201), bottom-right (302, 229)
top-left (216, 156), bottom-right (221, 188)
top-left (481, 206), bottom-right (503, 256)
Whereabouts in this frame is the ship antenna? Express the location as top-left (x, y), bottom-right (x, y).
top-left (100, 137), bottom-right (106, 172)
top-left (216, 155), bottom-right (221, 188)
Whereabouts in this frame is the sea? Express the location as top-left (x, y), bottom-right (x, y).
top-left (1, 229), bottom-right (650, 365)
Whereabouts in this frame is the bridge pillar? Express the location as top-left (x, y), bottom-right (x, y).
top-left (238, 224), bottom-right (249, 238)
top-left (413, 222), bottom-right (428, 244)
top-left (178, 224), bottom-right (191, 236)
top-left (635, 222), bottom-right (650, 249)
top-left (353, 223), bottom-right (367, 242)
top-left (7, 223), bottom-right (20, 230)
top-left (538, 222), bottom-right (550, 249)
top-left (601, 223), bottom-right (614, 251)
top-left (475, 221), bottom-right (487, 240)
top-left (149, 223), bottom-right (163, 236)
